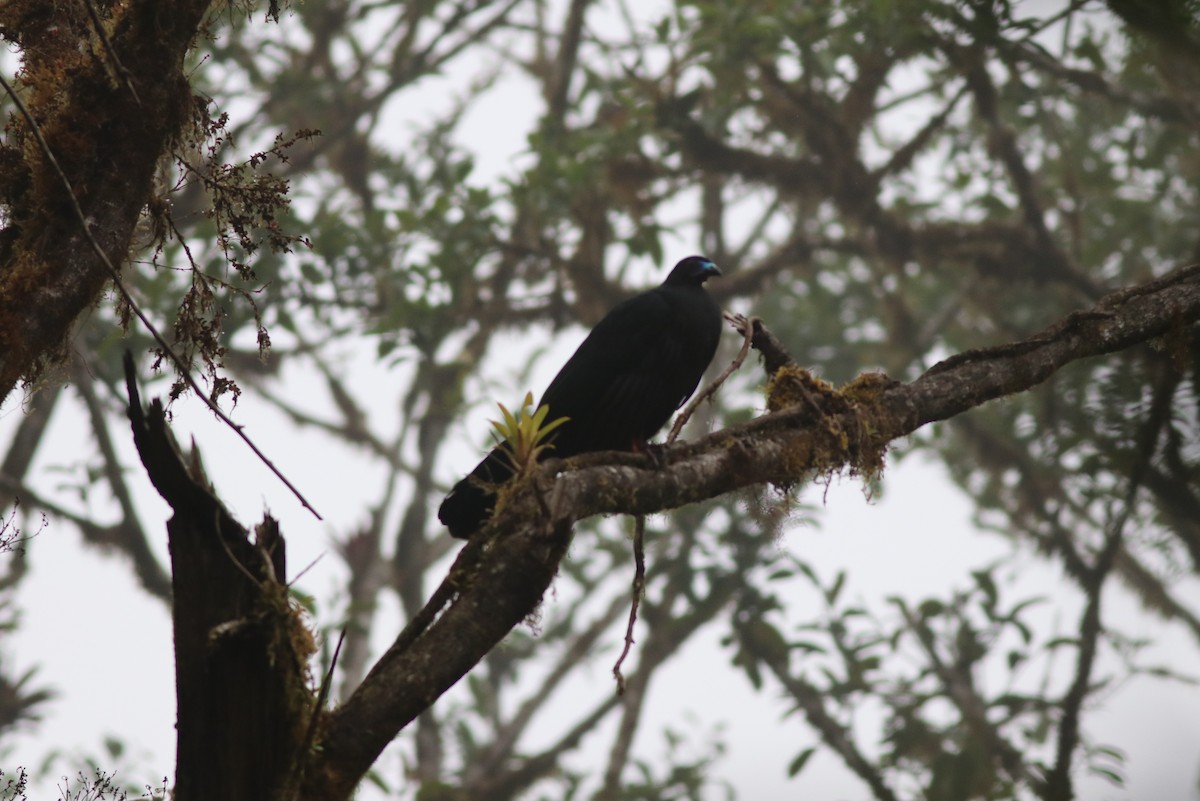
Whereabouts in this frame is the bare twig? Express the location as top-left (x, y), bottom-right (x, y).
top-left (0, 72), bottom-right (322, 520)
top-left (0, 473), bottom-right (125, 550)
top-left (667, 311), bottom-right (756, 442)
top-left (214, 511), bottom-right (263, 588)
top-left (288, 627), bottom-right (347, 801)
top-left (614, 308), bottom-right (747, 692)
top-left (611, 514), bottom-right (646, 695)
top-left (617, 308), bottom-right (752, 690)
top-left (287, 552), bottom-right (326, 588)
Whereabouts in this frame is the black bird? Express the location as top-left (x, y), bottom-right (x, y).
top-left (438, 255), bottom-right (723, 538)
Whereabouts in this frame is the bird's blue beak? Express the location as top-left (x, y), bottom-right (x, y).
top-left (700, 259), bottom-right (722, 277)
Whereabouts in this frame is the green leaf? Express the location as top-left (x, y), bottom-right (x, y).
top-left (826, 570), bottom-right (846, 604)
top-left (787, 747), bottom-right (816, 777)
top-left (918, 599), bottom-right (945, 618)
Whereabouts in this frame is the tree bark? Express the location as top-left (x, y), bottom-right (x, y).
top-left (125, 354), bottom-right (313, 801)
top-left (0, 0), bottom-right (214, 403)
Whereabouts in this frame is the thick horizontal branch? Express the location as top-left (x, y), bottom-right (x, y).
top-left (310, 263), bottom-right (1200, 800)
top-left (900, 263), bottom-right (1200, 427)
top-left (541, 266), bottom-right (1200, 522)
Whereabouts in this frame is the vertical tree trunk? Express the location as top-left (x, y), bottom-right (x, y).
top-left (126, 357), bottom-right (315, 801)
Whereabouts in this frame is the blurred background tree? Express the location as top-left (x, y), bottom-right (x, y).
top-left (2, 0), bottom-right (1200, 798)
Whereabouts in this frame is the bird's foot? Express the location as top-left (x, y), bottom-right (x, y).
top-left (632, 439), bottom-right (670, 469)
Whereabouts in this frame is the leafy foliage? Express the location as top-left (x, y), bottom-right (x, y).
top-left (3, 0), bottom-right (1200, 798)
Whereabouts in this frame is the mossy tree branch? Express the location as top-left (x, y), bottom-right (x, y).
top-left (299, 262), bottom-right (1200, 800)
top-left (0, 0), bottom-right (215, 402)
top-left (124, 352), bottom-right (314, 801)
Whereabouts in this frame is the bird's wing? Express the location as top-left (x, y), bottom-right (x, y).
top-left (538, 288), bottom-right (708, 452)
top-left (540, 291), bottom-right (672, 399)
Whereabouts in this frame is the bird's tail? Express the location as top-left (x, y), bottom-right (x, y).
top-left (437, 448), bottom-right (514, 538)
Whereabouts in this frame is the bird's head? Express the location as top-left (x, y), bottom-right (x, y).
top-left (665, 255), bottom-right (722, 286)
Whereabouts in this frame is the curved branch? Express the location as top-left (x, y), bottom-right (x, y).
top-left (304, 262), bottom-right (1200, 800)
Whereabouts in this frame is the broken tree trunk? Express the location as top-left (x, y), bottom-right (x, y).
top-left (125, 354), bottom-right (315, 801)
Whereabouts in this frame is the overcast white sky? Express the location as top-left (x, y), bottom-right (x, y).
top-left (4, 1), bottom-right (1200, 798)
